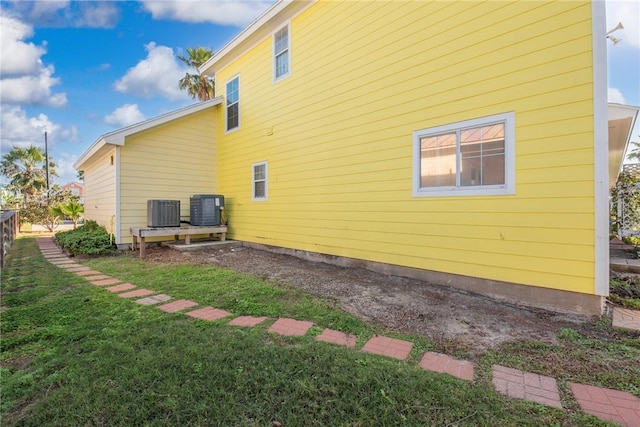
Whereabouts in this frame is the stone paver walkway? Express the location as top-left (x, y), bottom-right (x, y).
top-left (570, 382), bottom-right (640, 426)
top-left (420, 352), bottom-right (474, 381)
top-left (492, 365), bottom-right (562, 409)
top-left (158, 299), bottom-right (199, 313)
top-left (33, 237), bottom-right (640, 427)
top-left (186, 307), bottom-right (232, 321)
top-left (268, 318), bottom-right (314, 336)
top-left (612, 307), bottom-right (640, 332)
top-left (316, 328), bottom-right (357, 348)
top-left (361, 335), bottom-right (413, 360)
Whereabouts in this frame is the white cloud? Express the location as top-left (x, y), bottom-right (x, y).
top-left (0, 15), bottom-right (67, 107)
top-left (0, 106), bottom-right (77, 154)
top-left (53, 152), bottom-right (80, 185)
top-left (0, 15), bottom-right (45, 76)
top-left (114, 42), bottom-right (189, 101)
top-left (141, 0), bottom-right (272, 26)
top-left (3, 0), bottom-right (119, 28)
top-left (75, 2), bottom-right (120, 28)
top-left (0, 65), bottom-right (67, 107)
top-left (607, 0), bottom-right (640, 49)
top-left (608, 87), bottom-right (627, 104)
top-left (104, 104), bottom-right (146, 127)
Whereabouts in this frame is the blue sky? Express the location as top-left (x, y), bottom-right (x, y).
top-left (1, 0), bottom-right (639, 185)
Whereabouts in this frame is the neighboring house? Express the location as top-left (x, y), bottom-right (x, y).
top-left (76, 0), bottom-right (639, 315)
top-left (61, 181), bottom-right (85, 204)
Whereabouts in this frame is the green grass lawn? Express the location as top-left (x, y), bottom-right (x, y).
top-left (1, 237), bottom-right (634, 426)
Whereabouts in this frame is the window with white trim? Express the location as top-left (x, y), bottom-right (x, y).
top-left (252, 162), bottom-right (268, 201)
top-left (273, 24), bottom-right (290, 81)
top-left (413, 112), bottom-right (515, 197)
top-left (226, 75), bottom-right (240, 131)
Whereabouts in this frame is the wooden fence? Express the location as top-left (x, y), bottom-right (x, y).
top-left (1, 210), bottom-right (19, 269)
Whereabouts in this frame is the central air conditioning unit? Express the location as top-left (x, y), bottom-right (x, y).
top-left (190, 194), bottom-right (224, 226)
top-left (147, 200), bottom-right (180, 227)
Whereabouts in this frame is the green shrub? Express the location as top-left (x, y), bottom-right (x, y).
top-left (55, 220), bottom-right (116, 256)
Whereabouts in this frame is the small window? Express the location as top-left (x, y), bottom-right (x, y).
top-left (413, 112), bottom-right (515, 197)
top-left (252, 162), bottom-right (268, 201)
top-left (226, 75), bottom-right (240, 132)
top-left (273, 24), bottom-right (290, 81)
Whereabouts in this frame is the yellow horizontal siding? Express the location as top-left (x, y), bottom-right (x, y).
top-left (119, 109), bottom-right (218, 244)
top-left (81, 145), bottom-right (116, 234)
top-left (216, 0), bottom-right (596, 294)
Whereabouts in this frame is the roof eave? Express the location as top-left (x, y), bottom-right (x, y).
top-left (74, 98), bottom-right (222, 170)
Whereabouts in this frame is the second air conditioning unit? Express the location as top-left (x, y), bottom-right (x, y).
top-left (190, 194), bottom-right (224, 226)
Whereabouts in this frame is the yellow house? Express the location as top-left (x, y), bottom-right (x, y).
top-left (76, 0), bottom-right (638, 315)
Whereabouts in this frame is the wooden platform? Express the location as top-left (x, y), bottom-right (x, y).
top-left (130, 225), bottom-right (227, 258)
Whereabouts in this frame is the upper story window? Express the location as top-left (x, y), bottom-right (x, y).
top-left (413, 112), bottom-right (515, 197)
top-left (226, 75), bottom-right (240, 132)
top-left (253, 162), bottom-right (268, 201)
top-left (273, 24), bottom-right (290, 81)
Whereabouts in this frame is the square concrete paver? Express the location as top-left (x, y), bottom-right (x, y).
top-left (361, 335), bottom-right (413, 360)
top-left (157, 299), bottom-right (199, 313)
top-left (570, 382), bottom-right (640, 427)
top-left (75, 270), bottom-right (102, 277)
top-left (83, 274), bottom-right (111, 281)
top-left (136, 294), bottom-right (172, 305)
top-left (64, 266), bottom-right (90, 272)
top-left (186, 307), bottom-right (232, 321)
top-left (91, 278), bottom-right (121, 287)
top-left (118, 289), bottom-right (155, 298)
top-left (268, 318), bottom-right (314, 336)
top-left (492, 365), bottom-right (562, 409)
top-left (612, 307), bottom-right (640, 332)
top-left (106, 283), bottom-right (137, 293)
top-left (419, 352), bottom-right (474, 381)
top-left (228, 316), bottom-right (269, 327)
top-left (316, 328), bottom-right (356, 348)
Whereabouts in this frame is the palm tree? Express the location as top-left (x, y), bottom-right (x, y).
top-left (60, 200), bottom-right (84, 229)
top-left (627, 141), bottom-right (639, 161)
top-left (1, 145), bottom-right (58, 205)
top-left (177, 47), bottom-right (215, 101)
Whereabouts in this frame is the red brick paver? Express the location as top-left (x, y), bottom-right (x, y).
top-left (612, 307), bottom-right (640, 332)
top-left (268, 318), bottom-right (314, 336)
top-left (136, 294), bottom-right (172, 305)
top-left (106, 283), bottom-right (137, 293)
top-left (75, 270), bottom-right (102, 276)
top-left (90, 278), bottom-right (121, 287)
top-left (570, 382), bottom-right (640, 427)
top-left (186, 307), bottom-right (232, 321)
top-left (118, 289), bottom-right (155, 298)
top-left (316, 328), bottom-right (356, 348)
top-left (492, 365), bottom-right (562, 409)
top-left (361, 335), bottom-right (413, 360)
top-left (51, 260), bottom-right (76, 265)
top-left (228, 316), bottom-right (269, 327)
top-left (83, 274), bottom-right (111, 281)
top-left (64, 266), bottom-right (91, 272)
top-left (419, 352), bottom-right (474, 381)
top-left (157, 299), bottom-right (199, 313)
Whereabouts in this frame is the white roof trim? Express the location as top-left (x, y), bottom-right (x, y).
top-left (199, 0), bottom-right (314, 76)
top-left (74, 98), bottom-right (221, 169)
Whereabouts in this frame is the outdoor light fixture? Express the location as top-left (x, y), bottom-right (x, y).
top-left (607, 22), bottom-right (624, 45)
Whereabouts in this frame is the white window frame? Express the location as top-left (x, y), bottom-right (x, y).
top-left (225, 74), bottom-right (240, 133)
top-left (412, 112), bottom-right (515, 197)
top-left (252, 161), bottom-right (268, 201)
top-left (273, 23), bottom-right (290, 82)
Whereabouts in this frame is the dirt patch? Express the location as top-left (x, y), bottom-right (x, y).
top-left (143, 245), bottom-right (599, 355)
